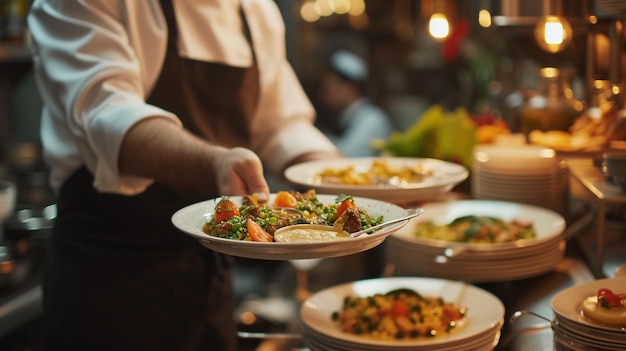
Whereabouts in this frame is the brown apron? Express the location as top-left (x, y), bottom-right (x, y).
top-left (42, 1), bottom-right (258, 350)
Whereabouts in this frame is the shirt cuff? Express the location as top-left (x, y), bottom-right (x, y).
top-left (92, 105), bottom-right (181, 194)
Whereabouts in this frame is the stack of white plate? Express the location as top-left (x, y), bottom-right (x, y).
top-left (551, 277), bottom-right (626, 351)
top-left (300, 277), bottom-right (504, 351)
top-left (472, 145), bottom-right (569, 217)
top-left (387, 200), bottom-right (567, 283)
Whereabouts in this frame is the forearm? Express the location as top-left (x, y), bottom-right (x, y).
top-left (118, 117), bottom-right (270, 198)
top-left (118, 117), bottom-right (223, 194)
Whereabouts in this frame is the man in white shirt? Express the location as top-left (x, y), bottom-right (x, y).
top-left (28, 1), bottom-right (340, 350)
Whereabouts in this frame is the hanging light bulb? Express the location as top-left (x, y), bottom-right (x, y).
top-left (533, 15), bottom-right (573, 53)
top-left (478, 9), bottom-right (491, 28)
top-left (429, 12), bottom-right (450, 40)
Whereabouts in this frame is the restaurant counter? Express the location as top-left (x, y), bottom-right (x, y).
top-left (233, 196), bottom-right (625, 351)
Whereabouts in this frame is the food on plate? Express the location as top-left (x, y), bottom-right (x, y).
top-left (581, 288), bottom-right (626, 328)
top-left (331, 288), bottom-right (467, 340)
top-left (315, 159), bottom-right (433, 186)
top-left (413, 215), bottom-right (536, 243)
top-left (374, 105), bottom-right (477, 168)
top-left (202, 190), bottom-right (383, 242)
top-left (528, 101), bottom-right (618, 151)
top-left (529, 130), bottom-right (606, 151)
top-left (273, 224), bottom-right (350, 243)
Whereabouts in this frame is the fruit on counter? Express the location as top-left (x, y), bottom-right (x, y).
top-left (581, 288), bottom-right (626, 328)
top-left (376, 105), bottom-right (477, 168)
top-left (375, 105), bottom-right (512, 168)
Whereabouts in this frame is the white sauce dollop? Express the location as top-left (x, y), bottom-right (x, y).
top-left (274, 225), bottom-right (350, 243)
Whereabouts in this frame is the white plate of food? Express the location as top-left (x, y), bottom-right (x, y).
top-left (300, 277), bottom-right (504, 350)
top-left (390, 200), bottom-right (566, 255)
top-left (551, 277), bottom-right (626, 333)
top-left (284, 157), bottom-right (468, 204)
top-left (172, 192), bottom-right (413, 260)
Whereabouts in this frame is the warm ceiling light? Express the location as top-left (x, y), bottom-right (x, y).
top-left (534, 15), bottom-right (573, 53)
top-left (478, 9), bottom-right (491, 28)
top-left (348, 0), bottom-right (365, 16)
top-left (314, 0), bottom-right (335, 17)
top-left (300, 1), bottom-right (320, 22)
top-left (429, 13), bottom-right (449, 40)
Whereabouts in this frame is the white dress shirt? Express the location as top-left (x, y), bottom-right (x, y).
top-left (28, 0), bottom-right (337, 194)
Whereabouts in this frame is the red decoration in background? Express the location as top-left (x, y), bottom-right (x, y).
top-left (442, 19), bottom-right (470, 62)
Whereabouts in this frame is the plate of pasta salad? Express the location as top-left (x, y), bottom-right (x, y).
top-left (300, 277), bottom-right (504, 350)
top-left (284, 157), bottom-right (468, 205)
top-left (172, 190), bottom-right (412, 260)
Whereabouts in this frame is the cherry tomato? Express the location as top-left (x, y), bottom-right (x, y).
top-left (336, 197), bottom-right (357, 218)
top-left (597, 288), bottom-right (623, 307)
top-left (246, 219), bottom-right (273, 242)
top-left (272, 191), bottom-right (298, 208)
top-left (214, 198), bottom-right (240, 223)
top-left (391, 299), bottom-right (410, 317)
top-left (443, 304), bottom-right (462, 322)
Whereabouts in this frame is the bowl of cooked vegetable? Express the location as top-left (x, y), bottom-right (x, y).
top-left (386, 199), bottom-right (567, 282)
top-left (172, 189), bottom-right (418, 260)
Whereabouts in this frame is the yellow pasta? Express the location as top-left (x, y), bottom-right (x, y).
top-left (317, 160), bottom-right (433, 186)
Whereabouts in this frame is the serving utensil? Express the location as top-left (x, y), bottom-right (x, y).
top-left (271, 207), bottom-right (304, 217)
top-left (272, 207), bottom-right (423, 242)
top-left (348, 207), bottom-right (423, 238)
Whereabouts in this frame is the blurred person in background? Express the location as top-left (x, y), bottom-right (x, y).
top-left (27, 1), bottom-right (340, 350)
top-left (316, 49), bottom-right (393, 157)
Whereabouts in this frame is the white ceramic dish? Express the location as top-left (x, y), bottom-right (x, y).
top-left (300, 277), bottom-right (504, 350)
top-left (172, 194), bottom-right (413, 260)
top-left (473, 145), bottom-right (561, 174)
top-left (303, 321), bottom-right (501, 351)
top-left (552, 319), bottom-right (626, 349)
top-left (284, 157), bottom-right (468, 204)
top-left (391, 199), bottom-right (566, 254)
top-left (390, 242), bottom-right (565, 283)
top-left (551, 277), bottom-right (626, 333)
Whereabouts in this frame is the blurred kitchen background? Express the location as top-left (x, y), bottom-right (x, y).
top-left (1, 0), bottom-right (626, 350)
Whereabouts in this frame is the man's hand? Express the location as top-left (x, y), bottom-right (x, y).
top-left (213, 147), bottom-right (269, 202)
top-left (119, 117), bottom-right (270, 198)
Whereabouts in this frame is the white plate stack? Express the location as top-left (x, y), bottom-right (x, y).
top-left (302, 324), bottom-right (502, 351)
top-left (471, 145), bottom-right (569, 217)
top-left (300, 277), bottom-right (504, 351)
top-left (551, 277), bottom-right (626, 351)
top-left (387, 200), bottom-right (567, 283)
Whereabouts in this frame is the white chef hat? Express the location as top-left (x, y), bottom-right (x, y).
top-left (329, 50), bottom-right (367, 83)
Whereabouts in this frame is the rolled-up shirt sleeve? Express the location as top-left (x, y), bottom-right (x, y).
top-left (28, 0), bottom-right (177, 194)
